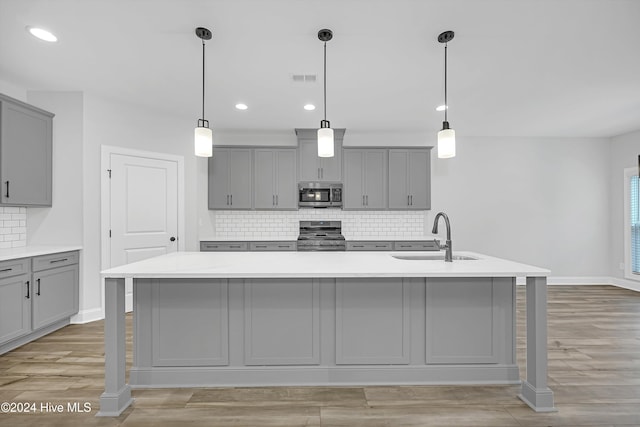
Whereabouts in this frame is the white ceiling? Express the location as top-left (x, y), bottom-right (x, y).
top-left (1, 0), bottom-right (639, 138)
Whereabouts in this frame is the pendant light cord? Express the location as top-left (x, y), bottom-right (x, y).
top-left (323, 41), bottom-right (327, 122)
top-left (444, 43), bottom-right (448, 123)
top-left (201, 38), bottom-right (206, 121)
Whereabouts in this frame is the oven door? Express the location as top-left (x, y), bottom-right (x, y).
top-left (299, 188), bottom-right (330, 207)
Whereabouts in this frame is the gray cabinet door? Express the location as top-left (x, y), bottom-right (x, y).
top-left (298, 140), bottom-right (320, 181)
top-left (208, 149), bottom-right (230, 209)
top-left (298, 139), bottom-right (342, 182)
top-left (343, 150), bottom-right (364, 208)
top-left (32, 264), bottom-right (79, 330)
top-left (408, 150), bottom-right (430, 209)
top-left (0, 274), bottom-right (31, 345)
top-left (363, 150), bottom-right (386, 209)
top-left (274, 150), bottom-right (297, 209)
top-left (209, 149), bottom-right (252, 210)
top-left (388, 149), bottom-right (431, 210)
top-left (254, 149), bottom-right (276, 209)
top-left (227, 149), bottom-right (252, 209)
top-left (0, 97), bottom-right (53, 206)
top-left (388, 150), bottom-right (410, 209)
top-left (319, 139), bottom-right (342, 181)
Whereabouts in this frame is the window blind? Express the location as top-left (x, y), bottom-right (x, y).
top-left (631, 175), bottom-right (640, 274)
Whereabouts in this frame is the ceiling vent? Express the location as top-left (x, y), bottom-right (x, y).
top-left (291, 74), bottom-right (317, 83)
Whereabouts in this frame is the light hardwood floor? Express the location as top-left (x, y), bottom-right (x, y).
top-left (1, 285), bottom-right (639, 426)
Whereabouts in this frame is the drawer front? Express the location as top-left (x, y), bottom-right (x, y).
top-left (249, 241), bottom-right (297, 251)
top-left (0, 258), bottom-right (30, 279)
top-left (200, 242), bottom-right (248, 252)
top-left (393, 241), bottom-right (439, 251)
top-left (32, 251), bottom-right (79, 272)
top-left (346, 241), bottom-right (393, 251)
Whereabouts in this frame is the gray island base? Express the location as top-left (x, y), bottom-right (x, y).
top-left (97, 251), bottom-right (556, 416)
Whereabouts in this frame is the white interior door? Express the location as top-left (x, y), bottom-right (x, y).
top-left (109, 153), bottom-right (179, 310)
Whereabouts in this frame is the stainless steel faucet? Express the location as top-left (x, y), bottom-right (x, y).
top-left (432, 212), bottom-right (453, 262)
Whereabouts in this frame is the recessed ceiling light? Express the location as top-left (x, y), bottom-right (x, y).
top-left (303, 104), bottom-right (316, 111)
top-left (436, 105), bottom-right (447, 112)
top-left (235, 103), bottom-right (248, 110)
top-left (27, 26), bottom-right (58, 42)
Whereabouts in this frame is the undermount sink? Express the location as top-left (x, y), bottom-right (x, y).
top-left (391, 254), bottom-right (478, 261)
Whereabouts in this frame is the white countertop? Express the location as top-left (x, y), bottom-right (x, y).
top-left (101, 250), bottom-right (549, 279)
top-left (0, 245), bottom-right (82, 262)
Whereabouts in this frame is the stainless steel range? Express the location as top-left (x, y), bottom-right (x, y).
top-left (297, 220), bottom-right (346, 251)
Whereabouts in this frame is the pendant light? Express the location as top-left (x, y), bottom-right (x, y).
top-left (317, 29), bottom-right (334, 158)
top-left (194, 27), bottom-right (213, 157)
top-left (437, 30), bottom-right (455, 159)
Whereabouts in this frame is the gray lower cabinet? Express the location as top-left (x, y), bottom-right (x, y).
top-left (249, 241), bottom-right (296, 251)
top-left (343, 149), bottom-right (387, 209)
top-left (200, 241), bottom-right (248, 251)
top-left (336, 278), bottom-right (411, 364)
top-left (346, 241), bottom-right (393, 251)
top-left (388, 149), bottom-right (431, 210)
top-left (0, 93), bottom-right (54, 206)
top-left (393, 241), bottom-right (439, 251)
top-left (0, 251), bottom-right (79, 354)
top-left (425, 278), bottom-right (514, 364)
top-left (0, 259), bottom-right (31, 344)
top-left (208, 148), bottom-right (252, 210)
top-left (296, 129), bottom-right (344, 182)
top-left (244, 279), bottom-right (320, 365)
top-left (254, 149), bottom-right (297, 209)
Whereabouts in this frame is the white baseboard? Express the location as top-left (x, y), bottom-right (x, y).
top-left (515, 276), bottom-right (639, 292)
top-left (610, 277), bottom-right (640, 292)
top-left (71, 307), bottom-right (104, 324)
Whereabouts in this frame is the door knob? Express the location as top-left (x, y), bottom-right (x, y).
top-left (170, 237), bottom-right (176, 242)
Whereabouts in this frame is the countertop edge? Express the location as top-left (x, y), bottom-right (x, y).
top-left (0, 245), bottom-right (83, 261)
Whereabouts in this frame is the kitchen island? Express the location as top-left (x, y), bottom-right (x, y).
top-left (98, 251), bottom-right (555, 416)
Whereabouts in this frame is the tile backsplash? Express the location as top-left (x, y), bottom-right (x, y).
top-left (0, 206), bottom-right (27, 248)
top-left (213, 210), bottom-right (427, 240)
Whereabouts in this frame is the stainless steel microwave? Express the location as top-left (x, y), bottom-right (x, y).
top-left (298, 182), bottom-right (343, 208)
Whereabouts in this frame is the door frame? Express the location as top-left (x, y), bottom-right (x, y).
top-left (100, 145), bottom-right (185, 311)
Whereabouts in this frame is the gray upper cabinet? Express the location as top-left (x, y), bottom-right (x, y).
top-left (0, 93), bottom-right (53, 206)
top-left (208, 148), bottom-right (253, 210)
top-left (295, 129), bottom-right (344, 182)
top-left (343, 149), bottom-right (387, 209)
top-left (254, 149), bottom-right (297, 210)
top-left (388, 149), bottom-right (431, 210)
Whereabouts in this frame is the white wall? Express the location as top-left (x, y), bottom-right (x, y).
top-left (0, 79), bottom-right (27, 101)
top-left (430, 136), bottom-right (611, 277)
top-left (609, 130), bottom-right (640, 280)
top-left (81, 93), bottom-right (198, 319)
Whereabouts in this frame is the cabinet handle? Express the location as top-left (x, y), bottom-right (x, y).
top-left (272, 195), bottom-right (275, 206)
top-left (25, 281), bottom-right (30, 299)
top-left (410, 195), bottom-right (413, 206)
top-left (229, 245), bottom-right (241, 249)
top-left (407, 195), bottom-right (410, 205)
top-left (36, 278), bottom-right (41, 296)
top-left (366, 195), bottom-right (369, 206)
top-left (353, 245), bottom-right (364, 248)
top-left (230, 194), bottom-right (233, 205)
top-left (255, 245), bottom-right (267, 248)
top-left (49, 258), bottom-right (68, 264)
top-left (362, 195), bottom-right (365, 205)
top-left (317, 168), bottom-right (320, 179)
top-left (277, 245), bottom-right (289, 248)
top-left (226, 195), bottom-right (229, 205)
top-left (0, 268), bottom-right (12, 273)
top-left (4, 181), bottom-right (9, 198)
top-left (375, 245), bottom-right (387, 248)
top-left (275, 195), bottom-right (278, 205)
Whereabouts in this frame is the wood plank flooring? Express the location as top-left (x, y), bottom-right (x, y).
top-left (1, 285), bottom-right (639, 426)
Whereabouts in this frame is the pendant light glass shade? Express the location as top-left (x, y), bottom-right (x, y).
top-left (194, 125), bottom-right (213, 157)
top-left (437, 127), bottom-right (455, 159)
top-left (318, 126), bottom-right (334, 157)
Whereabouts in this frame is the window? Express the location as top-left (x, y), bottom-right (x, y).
top-left (624, 167), bottom-right (640, 280)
